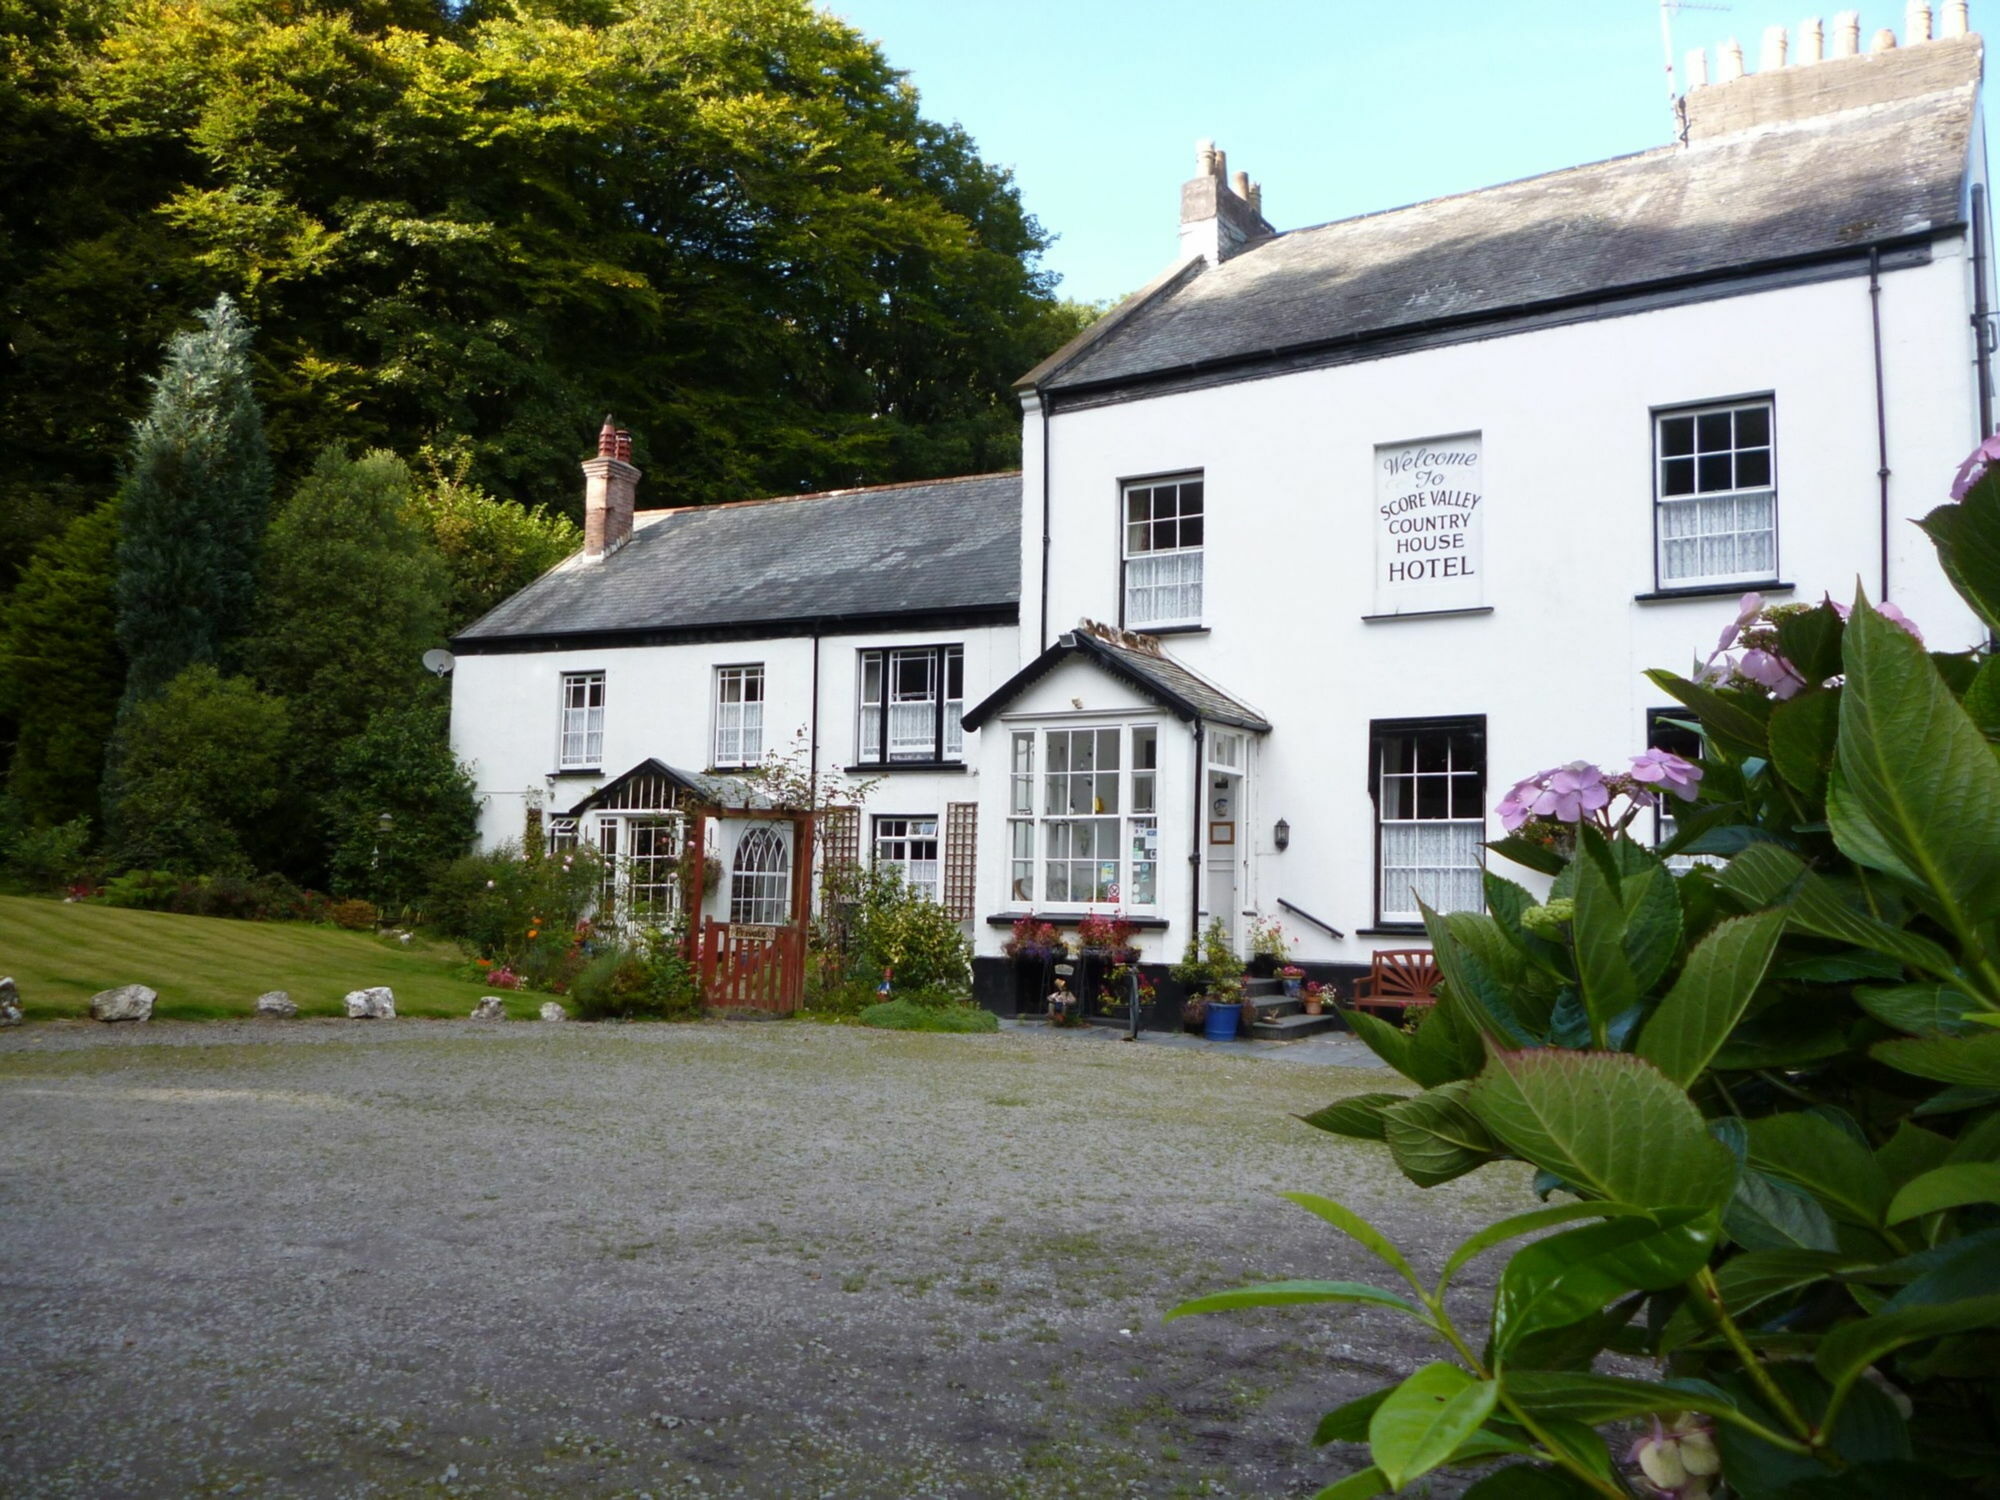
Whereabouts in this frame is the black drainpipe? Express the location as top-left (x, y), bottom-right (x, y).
top-left (808, 623), bottom-right (822, 806)
top-left (1974, 183), bottom-right (1995, 439)
top-left (1869, 247), bottom-right (1891, 601)
top-left (1187, 718), bottom-right (1205, 943)
top-left (1038, 390), bottom-right (1053, 652)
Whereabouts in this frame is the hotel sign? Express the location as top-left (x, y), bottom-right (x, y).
top-left (1373, 433), bottom-right (1483, 616)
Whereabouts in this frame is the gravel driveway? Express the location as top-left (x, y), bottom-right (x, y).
top-left (0, 1020), bottom-right (1527, 1498)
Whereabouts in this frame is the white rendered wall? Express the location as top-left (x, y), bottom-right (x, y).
top-left (450, 621), bottom-right (1018, 878)
top-left (1000, 250), bottom-right (1986, 963)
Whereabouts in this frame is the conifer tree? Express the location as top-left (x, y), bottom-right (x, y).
top-left (114, 294), bottom-right (272, 706)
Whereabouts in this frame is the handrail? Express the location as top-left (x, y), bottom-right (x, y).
top-left (1277, 898), bottom-right (1344, 941)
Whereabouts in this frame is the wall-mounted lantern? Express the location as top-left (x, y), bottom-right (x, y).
top-left (1273, 817), bottom-right (1291, 852)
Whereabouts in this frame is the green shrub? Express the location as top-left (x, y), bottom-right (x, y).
top-left (570, 926), bottom-right (700, 1021)
top-left (3, 815), bottom-right (94, 892)
top-left (427, 840), bottom-right (603, 990)
top-left (813, 864), bottom-right (971, 1000)
top-left (858, 998), bottom-right (997, 1033)
top-left (326, 898), bottom-right (378, 931)
top-left (100, 868), bottom-right (184, 909)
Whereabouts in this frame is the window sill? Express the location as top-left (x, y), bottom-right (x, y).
top-left (1142, 624), bottom-right (1209, 638)
top-left (550, 767), bottom-right (601, 777)
top-left (1635, 581), bottom-right (1793, 603)
top-left (1356, 925), bottom-right (1427, 937)
top-left (846, 760), bottom-right (968, 774)
top-left (1361, 606), bottom-right (1494, 624)
top-left (985, 913), bottom-right (1172, 930)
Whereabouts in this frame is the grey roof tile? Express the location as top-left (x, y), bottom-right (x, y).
top-left (456, 471), bottom-right (1021, 644)
top-left (1043, 39), bottom-right (1980, 392)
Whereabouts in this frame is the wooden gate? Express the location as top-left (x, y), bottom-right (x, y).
top-left (700, 920), bottom-right (806, 1013)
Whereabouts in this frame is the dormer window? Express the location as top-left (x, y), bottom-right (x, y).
top-left (1122, 474), bottom-right (1204, 629)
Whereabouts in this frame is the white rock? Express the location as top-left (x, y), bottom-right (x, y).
top-left (254, 990), bottom-right (297, 1019)
top-left (90, 984), bottom-right (156, 1023)
top-left (344, 986), bottom-right (396, 1019)
top-left (0, 976), bottom-right (21, 1028)
top-left (538, 1002), bottom-right (568, 1023)
top-left (469, 996), bottom-right (507, 1022)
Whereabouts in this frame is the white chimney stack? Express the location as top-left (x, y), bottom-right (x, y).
top-left (1762, 25), bottom-right (1790, 68)
top-left (1179, 139), bottom-right (1273, 266)
top-left (1906, 1), bottom-right (1933, 42)
top-left (1835, 10), bottom-right (1862, 54)
top-left (1800, 17), bottom-right (1825, 62)
top-left (582, 415), bottom-right (640, 559)
top-left (1943, 1), bottom-right (1970, 36)
top-left (1719, 36), bottom-right (1746, 79)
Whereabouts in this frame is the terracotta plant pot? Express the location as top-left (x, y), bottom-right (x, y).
top-left (1304, 997), bottom-right (1323, 1016)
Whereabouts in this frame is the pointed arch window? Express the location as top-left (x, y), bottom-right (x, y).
top-left (730, 825), bottom-right (790, 926)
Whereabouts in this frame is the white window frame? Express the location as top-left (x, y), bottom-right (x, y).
top-left (730, 824), bottom-right (790, 926)
top-left (557, 671), bottom-right (605, 770)
top-left (856, 645), bottom-right (964, 764)
top-left (872, 815), bottom-right (941, 902)
top-left (1004, 721), bottom-right (1160, 912)
top-left (1121, 473), bottom-right (1204, 629)
top-left (1654, 399), bottom-right (1777, 589)
top-left (713, 664), bottom-right (765, 768)
top-left (1371, 717), bottom-right (1486, 927)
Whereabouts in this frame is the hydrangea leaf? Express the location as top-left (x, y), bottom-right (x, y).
top-left (1634, 908), bottom-right (1787, 1086)
top-left (1468, 1050), bottom-right (1736, 1211)
top-left (1366, 1362), bottom-right (1498, 1490)
top-left (1381, 1082), bottom-right (1498, 1188)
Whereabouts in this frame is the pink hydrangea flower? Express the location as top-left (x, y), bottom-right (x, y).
top-left (1737, 648), bottom-right (1807, 700)
top-left (1824, 594), bottom-right (1924, 643)
top-left (1510, 761), bottom-right (1612, 824)
top-left (1629, 749), bottom-right (1702, 802)
top-left (1714, 592), bottom-right (1765, 657)
top-left (1951, 433), bottom-right (2000, 500)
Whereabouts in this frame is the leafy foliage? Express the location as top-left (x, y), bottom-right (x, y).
top-left (426, 839), bottom-right (602, 992)
top-left (857, 997), bottom-right (998, 1033)
top-left (322, 694), bottom-right (478, 914)
top-left (569, 923), bottom-right (700, 1021)
top-left (112, 664), bottom-right (289, 876)
top-left (1191, 463), bottom-right (2000, 1496)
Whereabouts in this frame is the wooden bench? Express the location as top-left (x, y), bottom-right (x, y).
top-left (1349, 949), bottom-right (1442, 1013)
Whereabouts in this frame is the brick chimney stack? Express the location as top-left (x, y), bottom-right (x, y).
top-left (582, 414), bottom-right (640, 559)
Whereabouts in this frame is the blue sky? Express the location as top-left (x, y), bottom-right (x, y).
top-left (825, 1), bottom-right (1998, 306)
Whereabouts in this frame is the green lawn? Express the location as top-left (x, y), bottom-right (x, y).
top-left (0, 894), bottom-right (546, 1021)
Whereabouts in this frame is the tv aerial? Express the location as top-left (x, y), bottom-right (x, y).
top-left (1660, 0), bottom-right (1734, 139)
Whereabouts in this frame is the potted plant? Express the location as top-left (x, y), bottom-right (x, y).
top-left (1096, 963), bottom-right (1155, 1020)
top-left (1245, 914), bottom-right (1291, 978)
top-left (1205, 974), bottom-right (1244, 1040)
top-left (1301, 980), bottom-right (1327, 1016)
top-left (1075, 911), bottom-right (1138, 962)
top-left (1004, 916), bottom-right (1066, 963)
top-left (1277, 963), bottom-right (1305, 997)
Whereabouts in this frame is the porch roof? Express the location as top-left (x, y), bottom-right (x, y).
top-left (560, 759), bottom-right (780, 817)
top-left (960, 626), bottom-right (1270, 733)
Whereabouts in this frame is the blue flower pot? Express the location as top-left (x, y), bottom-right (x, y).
top-left (1203, 1001), bottom-right (1241, 1041)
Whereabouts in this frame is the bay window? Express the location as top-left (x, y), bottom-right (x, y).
top-left (1006, 723), bottom-right (1159, 909)
top-left (1371, 716), bottom-right (1485, 925)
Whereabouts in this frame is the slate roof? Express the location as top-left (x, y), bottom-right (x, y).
top-left (455, 472), bottom-right (1021, 647)
top-left (1033, 37), bottom-right (1983, 395)
top-left (962, 628), bottom-right (1270, 733)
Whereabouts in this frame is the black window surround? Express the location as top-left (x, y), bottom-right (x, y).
top-left (1651, 394), bottom-right (1779, 593)
top-left (854, 644), bottom-right (965, 767)
top-left (1367, 714), bottom-right (1487, 929)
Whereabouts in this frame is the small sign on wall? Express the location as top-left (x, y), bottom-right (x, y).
top-left (1373, 432), bottom-right (1483, 616)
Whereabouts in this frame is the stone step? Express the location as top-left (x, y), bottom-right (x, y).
top-left (1239, 977), bottom-right (1286, 998)
top-left (1248, 1011), bottom-right (1345, 1042)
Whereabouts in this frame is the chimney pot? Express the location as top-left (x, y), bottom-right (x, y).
top-left (1719, 36), bottom-right (1745, 78)
top-left (1247, 179), bottom-right (1263, 214)
top-left (1871, 25), bottom-right (1898, 50)
top-left (1229, 168), bottom-right (1251, 200)
top-left (1942, 0), bottom-right (1969, 36)
top-left (1800, 17), bottom-right (1825, 62)
top-left (582, 420), bottom-right (640, 559)
top-left (1835, 9), bottom-right (1861, 53)
top-left (1761, 25), bottom-right (1790, 69)
top-left (1685, 46), bottom-right (1710, 87)
top-left (1196, 138), bottom-right (1217, 176)
top-left (1907, 1), bottom-right (1932, 42)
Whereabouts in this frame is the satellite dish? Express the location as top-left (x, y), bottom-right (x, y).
top-left (422, 649), bottom-right (456, 678)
